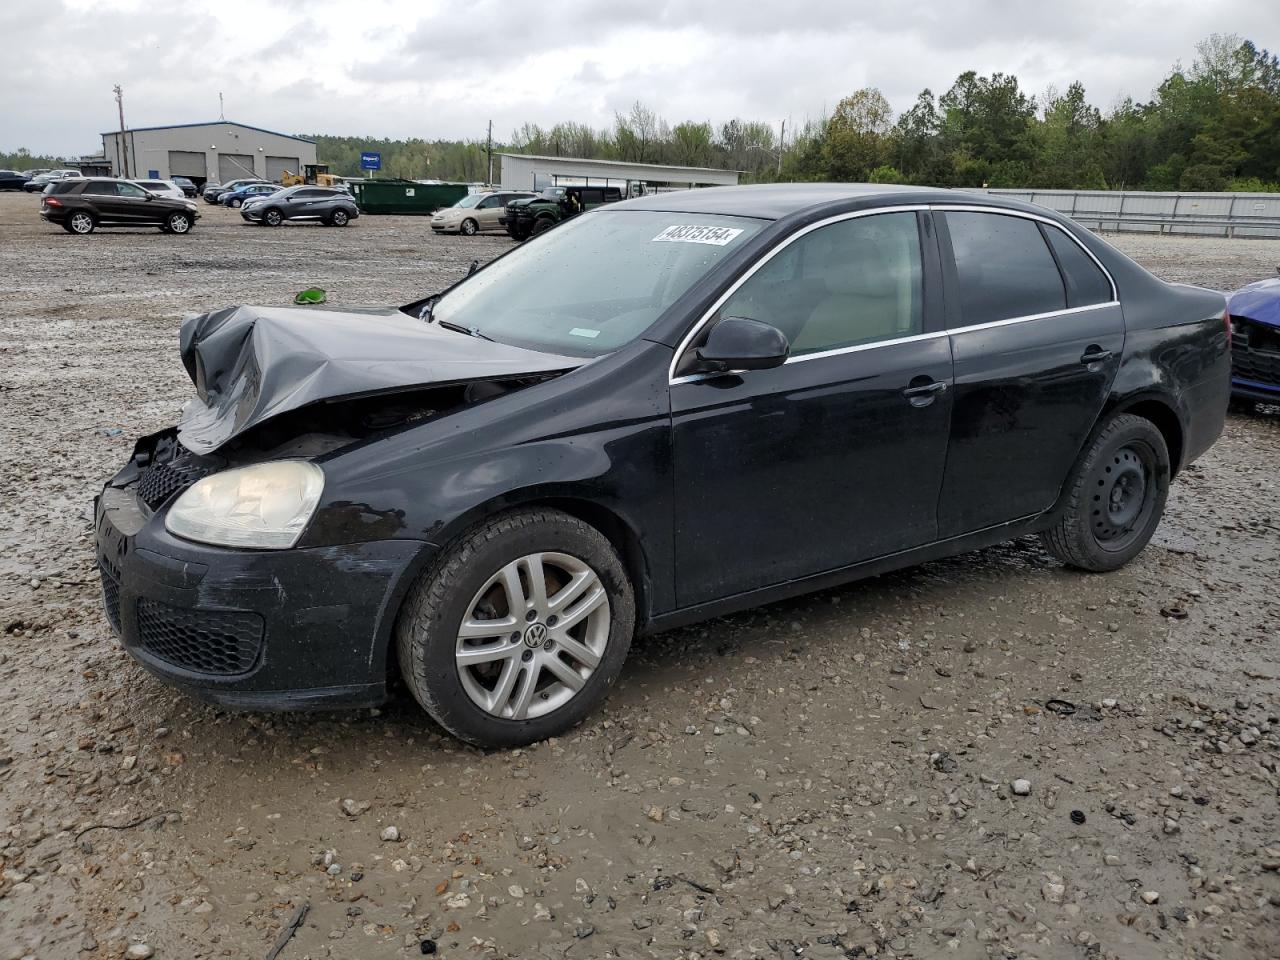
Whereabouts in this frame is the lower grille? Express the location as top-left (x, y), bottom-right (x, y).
top-left (1232, 348), bottom-right (1280, 387)
top-left (136, 599), bottom-right (264, 676)
top-left (137, 456), bottom-right (212, 510)
top-left (1232, 317), bottom-right (1280, 387)
top-left (99, 563), bottom-right (121, 633)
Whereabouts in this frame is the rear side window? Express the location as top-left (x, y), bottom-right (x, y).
top-left (1042, 226), bottom-right (1113, 306)
top-left (82, 181), bottom-right (116, 195)
top-left (945, 212), bottom-right (1066, 325)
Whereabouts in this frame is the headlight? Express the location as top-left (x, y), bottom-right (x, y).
top-left (165, 461), bottom-right (324, 549)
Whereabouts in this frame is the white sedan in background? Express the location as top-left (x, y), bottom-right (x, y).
top-left (130, 179), bottom-right (187, 201)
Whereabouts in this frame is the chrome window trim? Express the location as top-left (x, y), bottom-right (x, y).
top-left (668, 202), bottom-right (1119, 385)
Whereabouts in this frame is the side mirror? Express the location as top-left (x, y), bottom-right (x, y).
top-left (696, 317), bottom-right (789, 373)
top-left (144, 193), bottom-right (154, 201)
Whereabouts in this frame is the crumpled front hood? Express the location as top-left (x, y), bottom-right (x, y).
top-left (1228, 276), bottom-right (1280, 328)
top-left (176, 304), bottom-right (584, 454)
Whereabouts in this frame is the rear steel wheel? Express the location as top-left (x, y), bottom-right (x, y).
top-left (1040, 413), bottom-right (1169, 572)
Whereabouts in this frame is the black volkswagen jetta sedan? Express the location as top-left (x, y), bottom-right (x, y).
top-left (95, 184), bottom-right (1229, 746)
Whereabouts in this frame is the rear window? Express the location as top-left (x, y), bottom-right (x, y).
top-left (1043, 226), bottom-right (1113, 307)
top-left (945, 212), bottom-right (1066, 326)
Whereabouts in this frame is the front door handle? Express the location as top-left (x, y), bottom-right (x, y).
top-left (1080, 346), bottom-right (1113, 365)
top-left (902, 379), bottom-right (948, 407)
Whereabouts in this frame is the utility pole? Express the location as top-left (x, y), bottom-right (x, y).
top-left (486, 120), bottom-right (494, 186)
top-left (777, 119), bottom-right (785, 177)
top-left (113, 84), bottom-right (128, 178)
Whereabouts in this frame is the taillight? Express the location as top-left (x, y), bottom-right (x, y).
top-left (44, 197), bottom-right (62, 208)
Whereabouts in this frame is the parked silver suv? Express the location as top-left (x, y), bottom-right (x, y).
top-left (241, 186), bottom-right (359, 227)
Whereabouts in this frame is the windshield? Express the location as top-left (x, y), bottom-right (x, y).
top-left (454, 194), bottom-right (483, 209)
top-left (431, 210), bottom-right (763, 357)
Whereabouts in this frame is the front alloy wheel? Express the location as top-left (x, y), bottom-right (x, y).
top-left (456, 552), bottom-right (610, 720)
top-left (263, 208), bottom-right (283, 227)
top-left (165, 212), bottom-right (192, 234)
top-left (460, 218), bottom-right (478, 236)
top-left (396, 508), bottom-right (635, 747)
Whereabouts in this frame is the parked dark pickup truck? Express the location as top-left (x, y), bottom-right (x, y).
top-left (95, 184), bottom-right (1228, 747)
top-left (501, 184), bottom-right (622, 240)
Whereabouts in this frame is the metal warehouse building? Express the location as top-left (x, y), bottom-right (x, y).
top-left (499, 153), bottom-right (738, 192)
top-left (101, 121), bottom-right (317, 187)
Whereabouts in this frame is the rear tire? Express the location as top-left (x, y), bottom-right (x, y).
top-left (67, 211), bottom-right (95, 235)
top-left (1039, 413), bottom-right (1170, 572)
top-left (328, 209), bottom-right (350, 227)
top-left (395, 509), bottom-right (635, 747)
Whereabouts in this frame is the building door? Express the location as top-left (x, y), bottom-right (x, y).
top-left (266, 156), bottom-right (298, 182)
top-left (218, 154), bottom-right (256, 183)
top-left (168, 151), bottom-right (206, 182)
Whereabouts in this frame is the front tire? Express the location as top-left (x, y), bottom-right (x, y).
top-left (262, 208), bottom-right (284, 227)
top-left (396, 509), bottom-right (635, 747)
top-left (1039, 413), bottom-right (1170, 572)
top-left (165, 212), bottom-right (192, 234)
top-left (460, 218), bottom-right (478, 236)
top-left (531, 217), bottom-right (555, 235)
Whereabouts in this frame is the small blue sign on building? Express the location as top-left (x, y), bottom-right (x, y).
top-left (360, 151), bottom-right (382, 171)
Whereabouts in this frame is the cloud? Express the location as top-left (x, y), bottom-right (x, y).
top-left (0, 0), bottom-right (1271, 155)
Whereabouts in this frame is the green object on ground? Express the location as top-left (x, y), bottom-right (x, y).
top-left (294, 288), bottom-right (327, 304)
top-left (349, 179), bottom-right (469, 216)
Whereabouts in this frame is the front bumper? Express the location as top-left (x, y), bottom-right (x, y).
top-left (95, 475), bottom-right (433, 710)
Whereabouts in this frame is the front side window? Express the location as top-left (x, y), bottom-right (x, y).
top-left (714, 212), bottom-right (923, 356)
top-left (117, 182), bottom-right (147, 199)
top-left (945, 212), bottom-right (1066, 325)
top-left (431, 211), bottom-right (764, 357)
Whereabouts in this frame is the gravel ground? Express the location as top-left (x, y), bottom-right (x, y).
top-left (1, 193), bottom-right (1278, 960)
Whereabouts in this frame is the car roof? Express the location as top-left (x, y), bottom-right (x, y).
top-left (613, 182), bottom-right (1045, 221)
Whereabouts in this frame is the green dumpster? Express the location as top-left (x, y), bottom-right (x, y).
top-left (350, 179), bottom-right (469, 216)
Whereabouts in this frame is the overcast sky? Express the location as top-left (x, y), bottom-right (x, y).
top-left (0, 0), bottom-right (1272, 156)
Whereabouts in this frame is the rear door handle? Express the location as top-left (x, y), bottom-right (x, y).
top-left (1080, 347), bottom-right (1113, 364)
top-left (902, 379), bottom-right (948, 407)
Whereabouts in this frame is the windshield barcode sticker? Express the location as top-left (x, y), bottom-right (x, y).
top-left (652, 224), bottom-right (744, 246)
top-left (569, 327), bottom-right (601, 339)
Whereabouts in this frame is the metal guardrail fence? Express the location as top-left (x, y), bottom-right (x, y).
top-left (978, 189), bottom-right (1280, 239)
